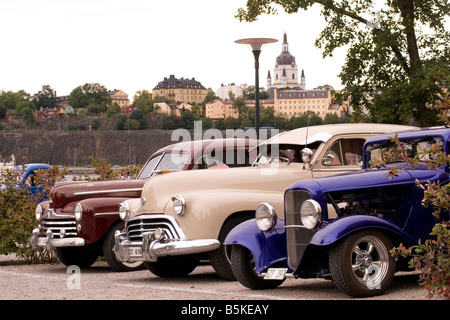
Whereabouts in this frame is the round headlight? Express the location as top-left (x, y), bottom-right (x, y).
top-left (119, 202), bottom-right (130, 221)
top-left (74, 203), bottom-right (83, 221)
top-left (35, 204), bottom-right (43, 221)
top-left (172, 195), bottom-right (186, 216)
top-left (300, 199), bottom-right (322, 229)
top-left (255, 203), bottom-right (277, 232)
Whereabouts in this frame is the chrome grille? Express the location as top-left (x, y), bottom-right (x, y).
top-left (285, 190), bottom-right (315, 270)
top-left (126, 215), bottom-right (183, 242)
top-left (40, 218), bottom-right (77, 238)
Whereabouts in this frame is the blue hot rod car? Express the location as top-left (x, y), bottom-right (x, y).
top-left (224, 126), bottom-right (449, 297)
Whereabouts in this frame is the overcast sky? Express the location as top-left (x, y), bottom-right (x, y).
top-left (0, 0), bottom-right (425, 101)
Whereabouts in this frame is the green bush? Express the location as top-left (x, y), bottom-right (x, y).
top-left (0, 159), bottom-right (140, 263)
top-left (0, 165), bottom-right (66, 263)
top-left (389, 95), bottom-right (449, 300)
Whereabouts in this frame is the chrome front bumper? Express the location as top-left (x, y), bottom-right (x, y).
top-left (114, 230), bottom-right (220, 262)
top-left (29, 228), bottom-right (85, 251)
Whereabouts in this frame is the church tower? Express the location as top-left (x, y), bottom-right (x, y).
top-left (273, 32), bottom-right (298, 87)
top-left (267, 32), bottom-right (305, 93)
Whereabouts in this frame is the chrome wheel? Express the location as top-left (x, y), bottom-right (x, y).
top-left (351, 235), bottom-right (390, 290)
top-left (329, 230), bottom-right (396, 297)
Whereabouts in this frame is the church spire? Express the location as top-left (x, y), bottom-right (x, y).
top-left (282, 32), bottom-right (289, 53)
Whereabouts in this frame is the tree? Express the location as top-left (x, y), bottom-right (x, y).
top-left (132, 90), bottom-right (154, 113)
top-left (124, 119), bottom-right (140, 130)
top-left (21, 107), bottom-right (35, 127)
top-left (191, 104), bottom-right (203, 117)
top-left (106, 103), bottom-right (121, 117)
top-left (68, 83), bottom-right (111, 112)
top-left (204, 88), bottom-right (219, 103)
top-left (0, 90), bottom-right (23, 110)
top-left (236, 1), bottom-right (450, 126)
top-left (242, 84), bottom-right (269, 100)
top-left (130, 109), bottom-right (147, 129)
top-left (0, 90), bottom-right (33, 118)
top-left (32, 85), bottom-right (56, 110)
top-left (233, 96), bottom-right (248, 118)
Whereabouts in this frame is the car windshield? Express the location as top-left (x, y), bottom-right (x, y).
top-left (137, 151), bottom-right (190, 179)
top-left (254, 142), bottom-right (322, 166)
top-left (365, 137), bottom-right (444, 168)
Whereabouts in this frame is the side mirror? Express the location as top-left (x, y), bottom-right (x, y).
top-left (300, 148), bottom-right (313, 164)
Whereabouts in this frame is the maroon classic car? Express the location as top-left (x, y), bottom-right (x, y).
top-left (29, 138), bottom-right (259, 271)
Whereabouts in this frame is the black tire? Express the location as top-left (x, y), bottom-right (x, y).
top-left (208, 214), bottom-right (253, 280)
top-left (143, 256), bottom-right (199, 277)
top-left (231, 245), bottom-right (285, 290)
top-left (329, 230), bottom-right (396, 298)
top-left (103, 221), bottom-right (144, 272)
top-left (55, 246), bottom-right (98, 268)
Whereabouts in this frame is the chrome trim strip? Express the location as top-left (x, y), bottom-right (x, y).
top-left (94, 212), bottom-right (119, 217)
top-left (312, 168), bottom-right (361, 172)
top-left (126, 214), bottom-right (187, 239)
top-left (74, 188), bottom-right (143, 196)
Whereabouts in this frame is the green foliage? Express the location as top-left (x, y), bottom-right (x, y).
top-left (385, 96), bottom-right (450, 300)
top-left (21, 107), bottom-right (35, 127)
top-left (124, 118), bottom-right (140, 130)
top-left (236, 0), bottom-right (450, 126)
top-left (132, 90), bottom-right (154, 113)
top-left (0, 160), bottom-right (140, 263)
top-left (0, 164), bottom-right (66, 263)
top-left (68, 83), bottom-right (111, 112)
top-left (106, 103), bottom-right (121, 117)
top-left (32, 85), bottom-right (56, 110)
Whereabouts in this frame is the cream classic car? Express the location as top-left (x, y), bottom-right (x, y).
top-left (114, 124), bottom-right (416, 280)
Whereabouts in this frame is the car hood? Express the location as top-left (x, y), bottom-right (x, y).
top-left (287, 167), bottom-right (444, 194)
top-left (135, 162), bottom-right (311, 218)
top-left (49, 179), bottom-right (146, 208)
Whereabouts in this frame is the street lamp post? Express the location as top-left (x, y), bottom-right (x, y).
top-left (235, 38), bottom-right (277, 139)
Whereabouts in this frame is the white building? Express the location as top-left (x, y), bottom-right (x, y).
top-left (216, 84), bottom-right (244, 100)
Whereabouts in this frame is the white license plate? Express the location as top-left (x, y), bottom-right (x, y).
top-left (264, 268), bottom-right (288, 280)
top-left (129, 247), bottom-right (142, 257)
top-left (37, 238), bottom-right (47, 246)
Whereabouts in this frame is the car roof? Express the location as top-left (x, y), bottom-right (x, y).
top-left (365, 126), bottom-right (450, 144)
top-left (264, 123), bottom-right (418, 146)
top-left (155, 138), bottom-right (261, 154)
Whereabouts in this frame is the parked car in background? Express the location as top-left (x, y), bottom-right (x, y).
top-left (225, 126), bottom-right (449, 297)
top-left (29, 138), bottom-right (258, 271)
top-left (114, 124), bottom-right (416, 280)
top-left (1, 163), bottom-right (51, 196)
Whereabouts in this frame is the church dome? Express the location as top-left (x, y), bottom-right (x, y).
top-left (276, 52), bottom-right (296, 66)
top-left (276, 32), bottom-right (296, 66)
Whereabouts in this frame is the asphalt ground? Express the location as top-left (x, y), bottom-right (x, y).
top-left (0, 254), bottom-right (429, 300)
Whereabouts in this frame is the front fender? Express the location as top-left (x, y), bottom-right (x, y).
top-left (77, 197), bottom-right (131, 244)
top-left (224, 219), bottom-right (287, 274)
top-left (310, 215), bottom-right (417, 247)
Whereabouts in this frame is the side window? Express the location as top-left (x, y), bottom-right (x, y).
top-left (156, 152), bottom-right (190, 171)
top-left (323, 139), bottom-right (365, 166)
top-left (138, 154), bottom-right (163, 179)
top-left (192, 148), bottom-right (226, 170)
top-left (192, 148), bottom-right (251, 169)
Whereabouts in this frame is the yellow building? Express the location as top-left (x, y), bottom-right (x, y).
top-left (152, 75), bottom-right (207, 105)
top-left (205, 99), bottom-right (237, 119)
top-left (205, 99), bottom-right (275, 119)
top-left (274, 88), bottom-right (337, 119)
top-left (108, 90), bottom-right (130, 107)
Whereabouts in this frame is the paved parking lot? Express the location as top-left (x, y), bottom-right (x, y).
top-left (0, 255), bottom-right (427, 301)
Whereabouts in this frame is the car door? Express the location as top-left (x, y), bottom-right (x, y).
top-left (311, 135), bottom-right (367, 178)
